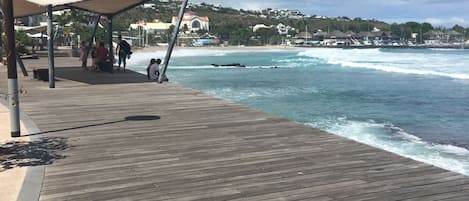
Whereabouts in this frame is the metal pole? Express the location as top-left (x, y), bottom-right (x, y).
top-left (0, 18), bottom-right (3, 64)
top-left (16, 49), bottom-right (28, 76)
top-left (145, 30), bottom-right (148, 47)
top-left (107, 15), bottom-right (114, 73)
top-left (2, 0), bottom-right (21, 137)
top-left (47, 5), bottom-right (55, 88)
top-left (158, 0), bottom-right (189, 83)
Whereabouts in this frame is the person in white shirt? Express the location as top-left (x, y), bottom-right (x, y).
top-left (149, 58), bottom-right (161, 80)
top-left (147, 58), bottom-right (156, 80)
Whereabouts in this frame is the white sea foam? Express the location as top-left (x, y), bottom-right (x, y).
top-left (128, 48), bottom-right (295, 66)
top-left (333, 61), bottom-right (469, 80)
top-left (307, 117), bottom-right (469, 176)
top-left (298, 48), bottom-right (469, 80)
top-left (429, 48), bottom-right (464, 51)
top-left (206, 86), bottom-right (320, 101)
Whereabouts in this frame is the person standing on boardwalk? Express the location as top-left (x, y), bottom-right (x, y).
top-left (90, 46), bottom-right (98, 71)
top-left (79, 40), bottom-right (89, 70)
top-left (116, 35), bottom-right (131, 72)
top-left (149, 59), bottom-right (161, 80)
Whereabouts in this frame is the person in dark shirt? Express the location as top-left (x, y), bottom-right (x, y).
top-left (116, 35), bottom-right (131, 72)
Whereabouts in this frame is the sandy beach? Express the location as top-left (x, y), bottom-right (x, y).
top-left (134, 45), bottom-right (296, 53)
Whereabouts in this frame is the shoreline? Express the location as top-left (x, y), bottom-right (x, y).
top-left (134, 45), bottom-right (296, 53)
top-left (134, 44), bottom-right (467, 53)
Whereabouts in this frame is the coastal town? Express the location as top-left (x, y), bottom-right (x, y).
top-left (12, 0), bottom-right (469, 53)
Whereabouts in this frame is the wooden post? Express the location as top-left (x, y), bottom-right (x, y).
top-left (2, 0), bottom-right (20, 137)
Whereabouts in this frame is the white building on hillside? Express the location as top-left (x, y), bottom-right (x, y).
top-left (130, 19), bottom-right (172, 35)
top-left (253, 24), bottom-right (272, 32)
top-left (276, 23), bottom-right (294, 35)
top-left (172, 11), bottom-right (209, 32)
top-left (253, 23), bottom-right (294, 35)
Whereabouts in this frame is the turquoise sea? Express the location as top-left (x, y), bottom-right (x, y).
top-left (128, 48), bottom-right (469, 176)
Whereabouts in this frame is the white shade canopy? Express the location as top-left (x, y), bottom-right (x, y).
top-left (0, 0), bottom-right (150, 18)
top-left (27, 32), bottom-right (48, 38)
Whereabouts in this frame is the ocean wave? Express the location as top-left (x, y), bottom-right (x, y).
top-left (307, 117), bottom-right (469, 176)
top-left (206, 86), bottom-right (320, 101)
top-left (128, 48), bottom-right (297, 66)
top-left (429, 48), bottom-right (465, 51)
top-left (297, 48), bottom-right (469, 80)
top-left (335, 61), bottom-right (469, 80)
top-left (167, 65), bottom-right (290, 70)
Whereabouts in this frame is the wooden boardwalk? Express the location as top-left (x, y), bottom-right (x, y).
top-left (2, 57), bottom-right (469, 201)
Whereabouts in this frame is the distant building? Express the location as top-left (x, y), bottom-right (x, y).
top-left (276, 23), bottom-right (294, 35)
top-left (424, 29), bottom-right (463, 44)
top-left (253, 23), bottom-right (294, 35)
top-left (130, 19), bottom-right (172, 35)
top-left (253, 24), bottom-right (272, 32)
top-left (172, 11), bottom-right (209, 33)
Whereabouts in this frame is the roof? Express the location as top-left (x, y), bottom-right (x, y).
top-left (130, 22), bottom-right (172, 31)
top-left (445, 30), bottom-right (462, 36)
top-left (314, 31), bottom-right (328, 37)
top-left (424, 30), bottom-right (445, 36)
top-left (358, 31), bottom-right (374, 37)
top-left (0, 0), bottom-right (150, 18)
top-left (172, 12), bottom-right (209, 22)
top-left (297, 32), bottom-right (312, 38)
top-left (345, 31), bottom-right (356, 36)
top-left (329, 30), bottom-right (346, 38)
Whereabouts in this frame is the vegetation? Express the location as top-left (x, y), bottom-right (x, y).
top-left (12, 0), bottom-right (469, 49)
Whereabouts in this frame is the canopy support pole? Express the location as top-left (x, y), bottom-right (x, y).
top-left (107, 15), bottom-right (114, 73)
top-left (84, 15), bottom-right (101, 65)
top-left (158, 0), bottom-right (189, 83)
top-left (47, 4), bottom-right (55, 88)
top-left (2, 0), bottom-right (21, 137)
top-left (16, 49), bottom-right (28, 76)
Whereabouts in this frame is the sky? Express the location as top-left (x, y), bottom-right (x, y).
top-left (190, 0), bottom-right (469, 27)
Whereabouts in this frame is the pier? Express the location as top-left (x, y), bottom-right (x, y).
top-left (2, 57), bottom-right (469, 201)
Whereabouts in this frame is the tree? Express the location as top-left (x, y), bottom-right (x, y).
top-left (230, 28), bottom-right (253, 45)
top-left (15, 31), bottom-right (33, 54)
top-left (452, 25), bottom-right (465, 33)
top-left (255, 27), bottom-right (278, 45)
top-left (55, 9), bottom-right (93, 46)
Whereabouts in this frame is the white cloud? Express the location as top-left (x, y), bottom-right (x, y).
top-left (425, 17), bottom-right (466, 26)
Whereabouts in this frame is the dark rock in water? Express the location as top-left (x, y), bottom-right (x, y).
top-left (211, 63), bottom-right (246, 68)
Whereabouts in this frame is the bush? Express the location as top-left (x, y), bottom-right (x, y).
top-left (15, 31), bottom-right (33, 54)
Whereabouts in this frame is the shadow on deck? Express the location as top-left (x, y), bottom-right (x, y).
top-left (55, 66), bottom-right (150, 85)
top-left (0, 137), bottom-right (69, 171)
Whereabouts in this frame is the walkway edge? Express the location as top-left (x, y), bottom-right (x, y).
top-left (17, 109), bottom-right (44, 201)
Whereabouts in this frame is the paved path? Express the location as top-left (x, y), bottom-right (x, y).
top-left (1, 57), bottom-right (469, 201)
